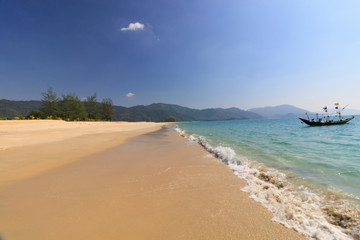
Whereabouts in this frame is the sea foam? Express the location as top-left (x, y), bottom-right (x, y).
top-left (175, 126), bottom-right (360, 240)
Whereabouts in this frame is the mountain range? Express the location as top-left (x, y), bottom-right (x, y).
top-left (248, 104), bottom-right (310, 119)
top-left (0, 99), bottom-right (261, 121)
top-left (113, 104), bottom-right (261, 122)
top-left (1, 99), bottom-right (356, 121)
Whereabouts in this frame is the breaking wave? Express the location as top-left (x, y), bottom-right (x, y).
top-left (174, 126), bottom-right (360, 240)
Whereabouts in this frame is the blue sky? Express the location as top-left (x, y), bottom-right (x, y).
top-left (1, 0), bottom-right (360, 111)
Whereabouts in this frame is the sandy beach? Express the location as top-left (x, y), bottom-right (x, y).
top-left (0, 120), bottom-right (163, 190)
top-left (0, 120), bottom-right (305, 239)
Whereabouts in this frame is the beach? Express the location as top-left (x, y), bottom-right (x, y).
top-left (0, 120), bottom-right (164, 190)
top-left (0, 120), bottom-right (304, 240)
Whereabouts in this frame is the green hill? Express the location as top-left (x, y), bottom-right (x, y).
top-left (113, 103), bottom-right (262, 122)
top-left (0, 99), bottom-right (42, 119)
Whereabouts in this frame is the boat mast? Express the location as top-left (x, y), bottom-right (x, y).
top-left (323, 106), bottom-right (329, 122)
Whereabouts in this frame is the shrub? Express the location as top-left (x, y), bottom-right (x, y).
top-left (163, 117), bottom-right (176, 122)
top-left (26, 110), bottom-right (44, 119)
top-left (13, 117), bottom-right (20, 120)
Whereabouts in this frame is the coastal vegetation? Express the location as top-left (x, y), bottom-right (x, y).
top-left (0, 88), bottom-right (115, 121)
top-left (38, 87), bottom-right (115, 121)
top-left (163, 117), bottom-right (176, 122)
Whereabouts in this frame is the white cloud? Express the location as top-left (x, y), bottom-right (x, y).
top-left (126, 92), bottom-right (135, 97)
top-left (121, 22), bottom-right (144, 31)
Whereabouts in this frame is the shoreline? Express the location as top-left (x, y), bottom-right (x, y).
top-left (175, 122), bottom-right (360, 240)
top-left (0, 121), bottom-right (304, 239)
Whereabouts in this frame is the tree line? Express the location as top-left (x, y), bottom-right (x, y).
top-left (26, 87), bottom-right (114, 121)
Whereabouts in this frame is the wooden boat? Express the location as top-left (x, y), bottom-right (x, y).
top-left (299, 116), bottom-right (354, 126)
top-left (299, 103), bottom-right (355, 126)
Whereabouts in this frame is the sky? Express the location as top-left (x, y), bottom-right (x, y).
top-left (1, 0), bottom-right (360, 111)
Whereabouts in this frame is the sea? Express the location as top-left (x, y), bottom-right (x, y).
top-left (175, 117), bottom-right (360, 240)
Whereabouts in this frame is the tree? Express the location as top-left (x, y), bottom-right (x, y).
top-left (40, 87), bottom-right (59, 117)
top-left (84, 93), bottom-right (100, 119)
top-left (58, 93), bottom-right (86, 121)
top-left (101, 98), bottom-right (114, 121)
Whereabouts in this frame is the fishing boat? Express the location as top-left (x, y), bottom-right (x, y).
top-left (299, 103), bottom-right (355, 126)
top-left (299, 116), bottom-right (354, 126)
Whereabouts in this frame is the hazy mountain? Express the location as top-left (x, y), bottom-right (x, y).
top-left (0, 100), bottom-right (262, 121)
top-left (248, 104), bottom-right (310, 119)
top-left (342, 108), bottom-right (360, 116)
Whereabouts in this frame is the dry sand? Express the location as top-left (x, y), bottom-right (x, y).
top-left (0, 121), bottom-right (305, 240)
top-left (0, 120), bottom-right (164, 190)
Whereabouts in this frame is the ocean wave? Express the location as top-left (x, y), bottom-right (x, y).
top-left (175, 125), bottom-right (360, 240)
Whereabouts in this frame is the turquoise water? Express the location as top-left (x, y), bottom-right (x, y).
top-left (177, 117), bottom-right (360, 239)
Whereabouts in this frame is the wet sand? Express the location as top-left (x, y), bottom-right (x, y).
top-left (0, 123), bottom-right (305, 239)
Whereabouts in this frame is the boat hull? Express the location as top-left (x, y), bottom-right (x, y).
top-left (299, 116), bottom-right (354, 126)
